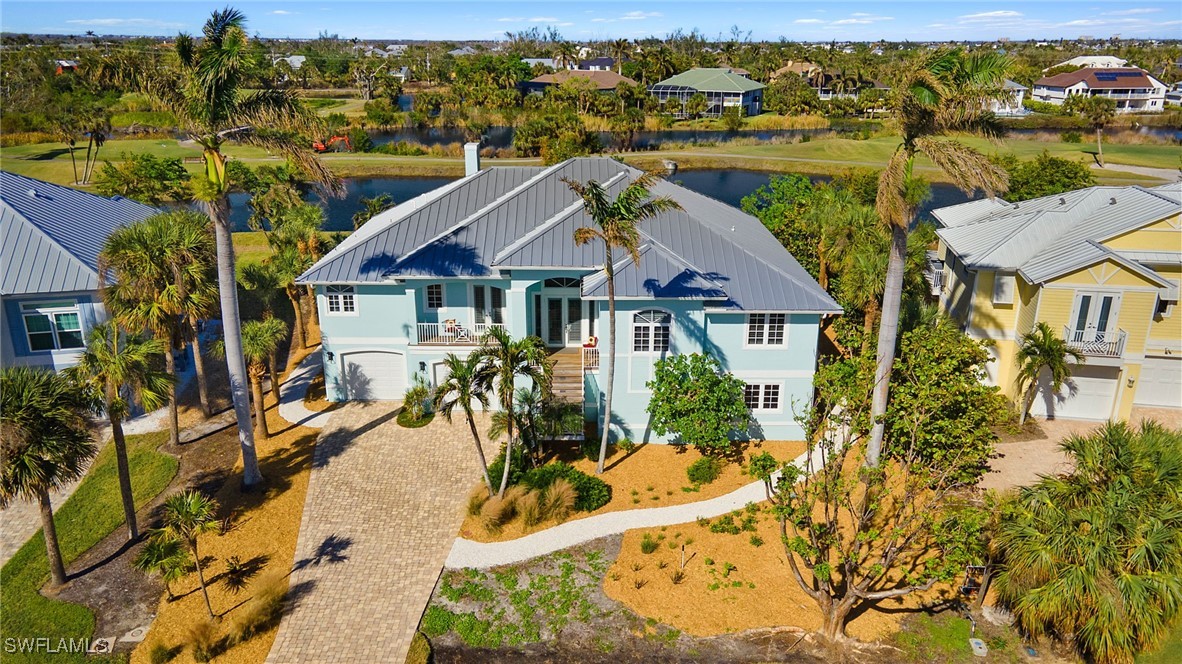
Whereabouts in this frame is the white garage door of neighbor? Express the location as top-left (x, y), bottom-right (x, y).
top-left (1136, 357), bottom-right (1182, 409)
top-left (1030, 365), bottom-right (1119, 421)
top-left (341, 351), bottom-right (406, 400)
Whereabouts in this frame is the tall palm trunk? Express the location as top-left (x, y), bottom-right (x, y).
top-left (208, 195), bottom-right (263, 487)
top-left (597, 250), bottom-right (616, 475)
top-left (108, 413), bottom-right (139, 540)
top-left (164, 347), bottom-right (179, 446)
top-left (1019, 382), bottom-right (1038, 426)
top-left (305, 285), bottom-right (320, 331)
top-left (498, 416), bottom-right (515, 498)
top-left (39, 488), bottom-right (67, 586)
top-left (82, 136), bottom-right (93, 185)
top-left (189, 317), bottom-right (212, 417)
top-left (189, 540), bottom-right (214, 618)
top-left (1095, 127), bottom-right (1105, 167)
top-left (468, 413), bottom-right (493, 495)
top-left (67, 142), bottom-right (79, 184)
top-left (867, 224), bottom-right (908, 466)
top-left (285, 288), bottom-right (307, 350)
top-left (250, 370), bottom-right (270, 440)
top-left (817, 243), bottom-right (829, 291)
top-left (269, 350), bottom-right (281, 398)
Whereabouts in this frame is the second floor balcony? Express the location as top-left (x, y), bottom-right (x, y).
top-left (1063, 325), bottom-right (1127, 358)
top-left (416, 320), bottom-right (505, 345)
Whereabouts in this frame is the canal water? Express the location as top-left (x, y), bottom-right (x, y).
top-left (227, 169), bottom-right (974, 233)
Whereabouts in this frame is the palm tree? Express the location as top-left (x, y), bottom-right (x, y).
top-left (1015, 322), bottom-right (1086, 425)
top-left (839, 242), bottom-right (887, 355)
top-left (268, 204), bottom-right (333, 333)
top-left (552, 41), bottom-right (578, 70)
top-left (352, 193), bottom-right (395, 230)
top-left (0, 367), bottom-right (99, 586)
top-left (474, 328), bottom-right (551, 497)
top-left (433, 353), bottom-right (493, 496)
top-left (565, 172), bottom-right (683, 475)
top-left (866, 49), bottom-right (1011, 466)
top-left (137, 7), bottom-right (342, 488)
top-left (167, 213), bottom-right (220, 418)
top-left (238, 263), bottom-right (286, 398)
top-left (68, 323), bottom-right (173, 540)
top-left (267, 248), bottom-right (310, 351)
top-left (132, 531), bottom-right (193, 601)
top-left (79, 109), bottom-right (111, 185)
top-left (1073, 95), bottom-right (1117, 167)
top-left (610, 39), bottom-right (631, 74)
top-left (160, 490), bottom-right (221, 618)
top-left (993, 421), bottom-right (1182, 664)
top-left (801, 187), bottom-right (873, 292)
top-left (219, 318), bottom-right (288, 440)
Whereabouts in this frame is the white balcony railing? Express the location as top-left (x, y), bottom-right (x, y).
top-left (416, 322), bottom-right (504, 345)
top-left (582, 346), bottom-right (600, 372)
top-left (1063, 326), bottom-right (1127, 358)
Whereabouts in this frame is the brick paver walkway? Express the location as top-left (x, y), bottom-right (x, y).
top-left (266, 403), bottom-right (486, 664)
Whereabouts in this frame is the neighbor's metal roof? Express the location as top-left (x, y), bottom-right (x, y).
top-left (650, 68), bottom-right (765, 93)
top-left (1, 171), bottom-right (157, 296)
top-left (935, 184), bottom-right (1181, 286)
top-left (299, 157), bottom-right (839, 313)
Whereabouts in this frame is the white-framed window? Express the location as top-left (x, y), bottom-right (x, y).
top-left (632, 309), bottom-right (671, 353)
top-left (425, 283), bottom-right (444, 310)
top-left (743, 383), bottom-right (782, 412)
top-left (326, 285), bottom-right (356, 315)
top-left (472, 285), bottom-right (505, 325)
top-left (992, 273), bottom-right (1016, 305)
top-left (746, 313), bottom-right (786, 346)
top-left (20, 300), bottom-right (84, 352)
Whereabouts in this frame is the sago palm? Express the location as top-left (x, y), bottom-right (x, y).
top-left (993, 421), bottom-right (1182, 664)
top-left (219, 318), bottom-right (288, 440)
top-left (867, 49), bottom-right (1011, 465)
top-left (433, 353), bottom-right (493, 496)
top-left (1014, 322), bottom-right (1086, 425)
top-left (136, 7), bottom-right (341, 487)
top-left (475, 327), bottom-right (551, 497)
top-left (161, 490), bottom-right (221, 618)
top-left (565, 171), bottom-right (682, 474)
top-left (132, 531), bottom-right (193, 601)
top-left (68, 323), bottom-right (173, 541)
top-left (0, 367), bottom-right (99, 586)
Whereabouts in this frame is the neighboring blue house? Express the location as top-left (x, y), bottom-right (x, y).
top-left (1, 171), bottom-right (157, 371)
top-left (298, 152), bottom-right (840, 442)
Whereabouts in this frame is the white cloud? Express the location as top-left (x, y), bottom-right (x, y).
top-left (793, 18), bottom-right (825, 24)
top-left (65, 18), bottom-right (184, 29)
top-left (1058, 19), bottom-right (1108, 26)
top-left (621, 11), bottom-right (662, 20)
top-left (556, 22), bottom-right (574, 27)
top-left (959, 10), bottom-right (1024, 20)
top-left (270, 10), bottom-right (294, 15)
top-left (590, 18), bottom-right (609, 23)
top-left (528, 17), bottom-right (559, 22)
top-left (833, 19), bottom-right (872, 25)
top-left (496, 17), bottom-right (524, 22)
top-left (1102, 7), bottom-right (1161, 15)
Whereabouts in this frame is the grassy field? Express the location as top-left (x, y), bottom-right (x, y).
top-left (1139, 626), bottom-right (1182, 663)
top-left (0, 431), bottom-right (178, 664)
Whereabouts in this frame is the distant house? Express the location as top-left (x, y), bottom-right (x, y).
top-left (391, 66), bottom-right (410, 83)
top-left (769, 62), bottom-right (885, 101)
top-left (522, 70), bottom-right (637, 95)
top-left (576, 57), bottom-right (617, 71)
top-left (273, 55), bottom-right (306, 70)
top-left (53, 59), bottom-right (79, 75)
top-left (991, 79), bottom-right (1029, 116)
top-left (650, 68), bottom-right (765, 117)
top-left (385, 44), bottom-right (408, 56)
top-left (1, 172), bottom-right (158, 371)
top-left (448, 46), bottom-right (478, 57)
top-left (1031, 67), bottom-right (1167, 113)
top-left (1045, 55), bottom-right (1128, 71)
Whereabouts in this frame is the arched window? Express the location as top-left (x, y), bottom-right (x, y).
top-left (544, 277), bottom-right (581, 288)
top-left (632, 310), bottom-right (671, 353)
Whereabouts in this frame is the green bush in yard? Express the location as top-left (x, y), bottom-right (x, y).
top-left (521, 462), bottom-right (612, 512)
top-left (686, 457), bottom-right (723, 485)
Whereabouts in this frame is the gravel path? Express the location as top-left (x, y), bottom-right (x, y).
top-left (277, 351), bottom-right (333, 430)
top-left (444, 445), bottom-right (824, 569)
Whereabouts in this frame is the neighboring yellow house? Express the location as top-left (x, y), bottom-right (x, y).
top-left (930, 182), bottom-right (1181, 421)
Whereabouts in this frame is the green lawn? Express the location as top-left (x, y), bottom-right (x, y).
top-left (1138, 625), bottom-right (1182, 663)
top-left (0, 431), bottom-right (177, 664)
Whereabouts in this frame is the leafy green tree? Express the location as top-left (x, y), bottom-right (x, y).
top-left (740, 174), bottom-right (820, 277)
top-left (93, 152), bottom-right (190, 205)
top-left (867, 49), bottom-right (1011, 466)
top-left (994, 421), bottom-right (1182, 664)
top-left (684, 92), bottom-right (708, 119)
top-left (160, 490), bottom-right (221, 618)
top-left (68, 323), bottom-right (173, 540)
top-left (647, 353), bottom-right (750, 454)
top-left (722, 106), bottom-right (744, 131)
top-left (433, 353), bottom-right (493, 496)
top-left (132, 531), bottom-right (193, 601)
top-left (352, 194), bottom-right (395, 230)
top-left (474, 328), bottom-right (551, 497)
top-left (136, 7), bottom-right (341, 488)
top-left (0, 367), bottom-right (99, 586)
top-left (1015, 322), bottom-right (1086, 425)
top-left (565, 171), bottom-right (683, 474)
top-left (764, 74), bottom-right (820, 115)
top-left (991, 151), bottom-right (1096, 202)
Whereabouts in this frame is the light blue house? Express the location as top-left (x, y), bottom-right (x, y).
top-left (1, 171), bottom-right (157, 371)
top-left (298, 152), bottom-right (840, 442)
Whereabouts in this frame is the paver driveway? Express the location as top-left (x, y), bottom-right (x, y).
top-left (266, 402), bottom-right (485, 663)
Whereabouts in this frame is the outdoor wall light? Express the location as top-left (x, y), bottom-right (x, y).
top-left (419, 361), bottom-right (427, 372)
top-left (326, 351), bottom-right (334, 362)
top-left (1127, 377), bottom-right (1135, 388)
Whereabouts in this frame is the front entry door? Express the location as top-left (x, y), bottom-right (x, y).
top-left (545, 297), bottom-right (584, 347)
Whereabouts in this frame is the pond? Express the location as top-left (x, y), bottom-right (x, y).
top-left (367, 125), bottom-right (878, 150)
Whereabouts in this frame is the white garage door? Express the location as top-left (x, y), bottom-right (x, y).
top-left (1030, 365), bottom-right (1119, 421)
top-left (341, 351), bottom-right (406, 400)
top-left (1136, 357), bottom-right (1182, 409)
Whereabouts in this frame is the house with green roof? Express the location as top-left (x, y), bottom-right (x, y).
top-left (650, 67), bottom-right (765, 118)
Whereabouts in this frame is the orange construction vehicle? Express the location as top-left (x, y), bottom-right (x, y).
top-left (313, 135), bottom-right (353, 153)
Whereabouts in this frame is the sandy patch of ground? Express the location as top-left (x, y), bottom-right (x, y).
top-left (458, 440), bottom-right (806, 543)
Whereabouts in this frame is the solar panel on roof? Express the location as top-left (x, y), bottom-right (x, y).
top-left (1113, 71), bottom-right (1142, 77)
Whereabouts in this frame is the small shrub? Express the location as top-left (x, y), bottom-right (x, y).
top-left (406, 631), bottom-right (433, 664)
top-left (230, 572), bottom-right (287, 643)
top-left (521, 461), bottom-right (611, 511)
top-left (749, 534), bottom-right (764, 547)
top-left (640, 535), bottom-right (659, 554)
top-left (486, 445), bottom-right (529, 489)
top-left (185, 619), bottom-right (218, 663)
top-left (579, 437), bottom-right (600, 461)
top-left (467, 485), bottom-right (490, 517)
top-left (684, 537), bottom-right (694, 546)
top-left (480, 487), bottom-right (525, 533)
top-left (657, 560), bottom-right (669, 569)
top-left (687, 457), bottom-right (723, 485)
top-left (518, 491), bottom-right (543, 528)
top-left (1061, 130), bottom-right (1083, 143)
top-left (722, 562), bottom-right (737, 577)
top-left (630, 561), bottom-right (644, 572)
top-left (633, 578), bottom-right (648, 590)
top-left (704, 557), bottom-right (714, 566)
top-left (421, 605), bottom-right (456, 637)
top-left (541, 478), bottom-right (575, 522)
top-left (402, 374), bottom-right (432, 422)
top-left (669, 569), bottom-right (686, 584)
top-left (610, 571), bottom-right (621, 581)
top-left (617, 438), bottom-right (637, 453)
top-left (709, 514), bottom-right (742, 535)
top-left (149, 643), bottom-right (181, 664)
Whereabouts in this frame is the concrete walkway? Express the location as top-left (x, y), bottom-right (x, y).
top-left (444, 446), bottom-right (824, 569)
top-left (278, 352), bottom-right (334, 430)
top-left (265, 403), bottom-right (484, 664)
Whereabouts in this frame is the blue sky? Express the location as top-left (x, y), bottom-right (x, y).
top-left (3, 1), bottom-right (1180, 41)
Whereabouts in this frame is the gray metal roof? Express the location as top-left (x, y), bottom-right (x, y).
top-left (1, 171), bottom-right (157, 296)
top-left (299, 157), bottom-right (839, 313)
top-left (935, 184), bottom-right (1181, 286)
top-left (931, 197), bottom-right (1012, 227)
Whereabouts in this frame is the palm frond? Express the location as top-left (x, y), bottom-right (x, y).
top-left (914, 137), bottom-right (1009, 198)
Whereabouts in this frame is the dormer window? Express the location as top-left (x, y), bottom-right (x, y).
top-left (326, 285), bottom-right (356, 315)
